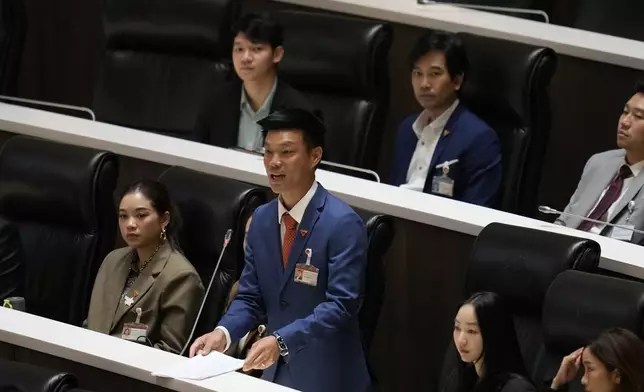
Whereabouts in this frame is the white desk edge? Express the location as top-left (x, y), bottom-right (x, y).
top-left (275, 0), bottom-right (644, 71)
top-left (0, 307), bottom-right (295, 392)
top-left (0, 103), bottom-right (642, 280)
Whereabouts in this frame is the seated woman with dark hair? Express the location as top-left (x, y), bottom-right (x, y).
top-left (550, 327), bottom-right (644, 392)
top-left (442, 291), bottom-right (536, 392)
top-left (86, 180), bottom-right (204, 353)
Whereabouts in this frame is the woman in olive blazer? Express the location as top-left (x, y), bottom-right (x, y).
top-left (86, 180), bottom-right (204, 354)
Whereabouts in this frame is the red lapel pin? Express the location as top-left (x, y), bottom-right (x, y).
top-left (300, 229), bottom-right (308, 237)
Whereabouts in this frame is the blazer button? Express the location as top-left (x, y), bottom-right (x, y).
top-left (280, 301), bottom-right (288, 309)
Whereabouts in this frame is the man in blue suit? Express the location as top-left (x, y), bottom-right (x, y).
top-left (389, 31), bottom-right (502, 207)
top-left (190, 108), bottom-right (371, 392)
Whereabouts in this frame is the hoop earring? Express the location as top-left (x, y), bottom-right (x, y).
top-left (160, 227), bottom-right (167, 242)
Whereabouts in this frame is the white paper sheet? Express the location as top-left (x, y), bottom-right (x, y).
top-left (152, 352), bottom-right (245, 381)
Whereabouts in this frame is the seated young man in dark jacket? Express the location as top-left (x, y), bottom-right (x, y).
top-left (195, 12), bottom-right (315, 150)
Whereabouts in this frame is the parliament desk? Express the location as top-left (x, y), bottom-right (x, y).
top-left (2, 103), bottom-right (644, 391)
top-left (275, 0), bottom-right (644, 71)
top-left (0, 307), bottom-right (295, 392)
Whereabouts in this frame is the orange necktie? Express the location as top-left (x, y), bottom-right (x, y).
top-left (282, 214), bottom-right (297, 268)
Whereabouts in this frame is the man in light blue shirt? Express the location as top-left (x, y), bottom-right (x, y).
top-left (238, 75), bottom-right (278, 150)
top-left (195, 13), bottom-right (316, 149)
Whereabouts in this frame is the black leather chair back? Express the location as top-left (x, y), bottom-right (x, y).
top-left (567, 0), bottom-right (644, 41)
top-left (157, 166), bottom-right (266, 348)
top-left (0, 359), bottom-right (77, 392)
top-left (438, 222), bottom-right (600, 389)
top-left (0, 136), bottom-right (118, 325)
top-left (93, 0), bottom-right (240, 141)
top-left (359, 213), bottom-right (395, 352)
top-left (538, 271), bottom-right (644, 391)
top-left (273, 10), bottom-right (392, 171)
top-left (456, 32), bottom-right (557, 215)
top-left (0, 0), bottom-right (26, 95)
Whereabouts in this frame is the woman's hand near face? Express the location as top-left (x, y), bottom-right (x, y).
top-left (551, 347), bottom-right (583, 390)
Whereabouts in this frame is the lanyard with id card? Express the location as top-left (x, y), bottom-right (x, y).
top-left (611, 201), bottom-right (636, 241)
top-left (294, 248), bottom-right (319, 287)
top-left (121, 307), bottom-right (149, 343)
top-left (431, 159), bottom-right (459, 198)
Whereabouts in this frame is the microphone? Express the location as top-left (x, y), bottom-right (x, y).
top-left (0, 94), bottom-right (96, 121)
top-left (229, 146), bottom-right (381, 182)
top-left (179, 228), bottom-right (233, 356)
top-left (538, 205), bottom-right (644, 236)
top-left (417, 0), bottom-right (550, 23)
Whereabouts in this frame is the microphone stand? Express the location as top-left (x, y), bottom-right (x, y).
top-left (538, 206), bottom-right (644, 236)
top-left (179, 229), bottom-right (233, 356)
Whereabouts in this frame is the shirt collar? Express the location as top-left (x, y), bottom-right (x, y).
top-left (412, 99), bottom-right (460, 138)
top-left (628, 159), bottom-right (644, 177)
top-left (240, 78), bottom-right (279, 114)
top-left (278, 181), bottom-right (319, 225)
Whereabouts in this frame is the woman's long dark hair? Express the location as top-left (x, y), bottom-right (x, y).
top-left (587, 328), bottom-right (644, 392)
top-left (453, 292), bottom-right (532, 392)
top-left (120, 180), bottom-right (182, 251)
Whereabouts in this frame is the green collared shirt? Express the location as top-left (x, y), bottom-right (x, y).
top-left (237, 79), bottom-right (278, 151)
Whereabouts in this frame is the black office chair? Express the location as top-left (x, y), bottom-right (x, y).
top-left (93, 0), bottom-right (240, 141)
top-left (456, 32), bottom-right (557, 215)
top-left (437, 222), bottom-right (600, 390)
top-left (537, 270), bottom-right (644, 391)
top-left (158, 166), bottom-right (266, 351)
top-left (358, 213), bottom-right (395, 353)
top-left (564, 0), bottom-right (644, 41)
top-left (0, 135), bottom-right (118, 325)
top-left (273, 10), bottom-right (393, 171)
top-left (0, 359), bottom-right (78, 392)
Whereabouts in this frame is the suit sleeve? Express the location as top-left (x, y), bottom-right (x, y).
top-left (276, 213), bottom-right (367, 357)
top-left (459, 128), bottom-right (502, 207)
top-left (155, 270), bottom-right (205, 354)
top-left (556, 156), bottom-right (595, 226)
top-left (0, 221), bottom-right (23, 300)
top-left (218, 220), bottom-right (267, 343)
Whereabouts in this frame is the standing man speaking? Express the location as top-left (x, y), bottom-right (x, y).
top-left (190, 108), bottom-right (371, 392)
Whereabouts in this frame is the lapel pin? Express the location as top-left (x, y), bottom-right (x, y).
top-left (443, 129), bottom-right (451, 137)
top-left (300, 229), bottom-right (308, 237)
top-left (123, 296), bottom-right (134, 307)
top-left (133, 290), bottom-right (139, 298)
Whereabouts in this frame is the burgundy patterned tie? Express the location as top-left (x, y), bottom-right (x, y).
top-left (282, 214), bottom-right (298, 268)
top-left (578, 165), bottom-right (633, 231)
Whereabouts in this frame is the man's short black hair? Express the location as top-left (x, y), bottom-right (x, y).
top-left (232, 12), bottom-right (284, 49)
top-left (408, 31), bottom-right (469, 80)
top-left (634, 80), bottom-right (644, 95)
top-left (258, 108), bottom-right (325, 151)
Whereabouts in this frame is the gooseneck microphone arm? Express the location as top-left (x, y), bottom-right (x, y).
top-left (179, 229), bottom-right (233, 356)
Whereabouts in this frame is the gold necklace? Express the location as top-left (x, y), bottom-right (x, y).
top-left (136, 243), bottom-right (162, 273)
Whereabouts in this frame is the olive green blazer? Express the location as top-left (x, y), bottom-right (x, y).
top-left (86, 243), bottom-right (204, 353)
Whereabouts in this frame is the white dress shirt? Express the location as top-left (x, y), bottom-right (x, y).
top-left (400, 99), bottom-right (459, 192)
top-left (215, 181), bottom-right (319, 351)
top-left (588, 159), bottom-right (644, 234)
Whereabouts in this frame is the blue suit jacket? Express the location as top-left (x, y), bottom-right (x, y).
top-left (218, 184), bottom-right (371, 392)
top-left (389, 103), bottom-right (502, 207)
